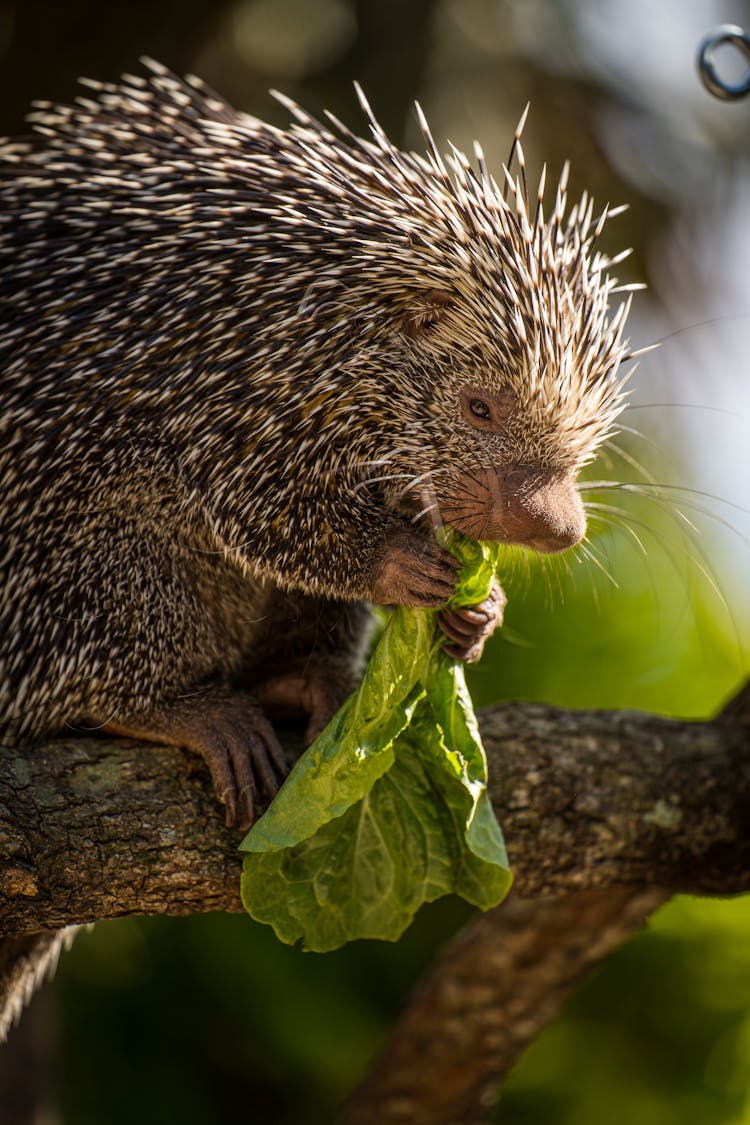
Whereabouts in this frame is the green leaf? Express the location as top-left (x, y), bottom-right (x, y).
top-left (240, 609), bottom-right (435, 853)
top-left (240, 533), bottom-right (512, 951)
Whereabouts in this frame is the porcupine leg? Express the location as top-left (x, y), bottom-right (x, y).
top-left (29, 484), bottom-right (292, 830)
top-left (246, 593), bottom-right (372, 745)
top-left (103, 692), bottom-right (287, 831)
top-left (255, 655), bottom-right (362, 745)
top-left (253, 589), bottom-right (507, 737)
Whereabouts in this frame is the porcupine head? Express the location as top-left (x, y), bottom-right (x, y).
top-left (1, 66), bottom-right (632, 629)
top-left (208, 87), bottom-right (634, 599)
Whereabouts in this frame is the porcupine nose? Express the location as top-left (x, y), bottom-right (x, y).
top-left (491, 466), bottom-right (586, 552)
top-left (443, 466), bottom-right (586, 552)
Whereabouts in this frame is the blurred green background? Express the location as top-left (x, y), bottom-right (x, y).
top-left (2, 0), bottom-right (749, 1121)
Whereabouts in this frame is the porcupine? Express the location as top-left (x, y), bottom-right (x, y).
top-left (0, 60), bottom-right (632, 1037)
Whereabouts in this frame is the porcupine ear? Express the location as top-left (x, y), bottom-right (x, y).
top-left (400, 288), bottom-right (453, 339)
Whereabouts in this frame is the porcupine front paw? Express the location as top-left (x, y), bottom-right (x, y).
top-left (370, 530), bottom-right (461, 607)
top-left (438, 578), bottom-right (506, 663)
top-left (371, 532), bottom-right (505, 663)
top-left (103, 691), bottom-right (287, 830)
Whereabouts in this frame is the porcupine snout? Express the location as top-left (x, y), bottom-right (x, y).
top-left (443, 466), bottom-right (586, 553)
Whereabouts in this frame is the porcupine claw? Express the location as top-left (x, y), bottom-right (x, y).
top-left (102, 692), bottom-right (288, 831)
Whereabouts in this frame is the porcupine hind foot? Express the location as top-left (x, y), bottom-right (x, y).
top-left (103, 691), bottom-right (287, 830)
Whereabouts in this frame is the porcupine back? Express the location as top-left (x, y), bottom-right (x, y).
top-left (0, 60), bottom-right (633, 1038)
top-left (0, 58), bottom-right (629, 482)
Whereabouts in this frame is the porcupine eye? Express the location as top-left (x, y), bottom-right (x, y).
top-left (461, 387), bottom-right (517, 433)
top-left (469, 399), bottom-right (490, 419)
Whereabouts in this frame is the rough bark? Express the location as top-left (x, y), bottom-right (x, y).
top-left (0, 686), bottom-right (747, 935)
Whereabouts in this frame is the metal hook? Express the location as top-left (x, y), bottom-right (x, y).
top-left (698, 24), bottom-right (750, 100)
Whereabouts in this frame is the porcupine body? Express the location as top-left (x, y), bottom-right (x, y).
top-left (0, 61), bottom-right (632, 1038)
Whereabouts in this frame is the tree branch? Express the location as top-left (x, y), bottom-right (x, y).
top-left (338, 683), bottom-right (749, 1125)
top-left (0, 684), bottom-right (747, 936)
top-left (338, 887), bottom-right (669, 1125)
top-left (485, 690), bottom-right (750, 896)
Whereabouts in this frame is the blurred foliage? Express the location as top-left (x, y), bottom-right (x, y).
top-left (2, 0), bottom-right (749, 1121)
top-left (500, 897), bottom-right (750, 1125)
